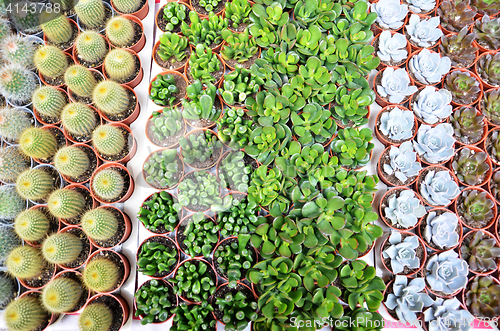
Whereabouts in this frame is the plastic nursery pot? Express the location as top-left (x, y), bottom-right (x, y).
top-left (414, 165), bottom-right (460, 208)
top-left (142, 149), bottom-right (185, 190)
top-left (39, 51), bottom-right (73, 88)
top-left (459, 229), bottom-right (500, 276)
top-left (406, 49), bottom-right (442, 88)
top-left (479, 88), bottom-right (500, 127)
top-left (32, 87), bottom-right (68, 126)
top-left (67, 68), bottom-right (105, 105)
top-left (190, 0), bottom-right (225, 18)
top-left (148, 70), bottom-right (189, 109)
top-left (180, 129), bottom-right (224, 170)
top-left (152, 39), bottom-right (192, 73)
top-left (22, 205), bottom-right (60, 247)
top-left (444, 68), bottom-right (483, 107)
top-left (448, 145), bottom-right (493, 187)
top-left (95, 84), bottom-right (140, 126)
top-left (56, 225), bottom-right (92, 271)
top-left (417, 207), bottom-right (463, 253)
top-left (490, 168), bottom-right (500, 206)
top-left (175, 214), bottom-right (220, 258)
top-left (373, 67), bottom-right (415, 108)
top-left (211, 282), bottom-right (257, 325)
top-left (462, 275), bottom-right (500, 319)
top-left (18, 291), bottom-right (62, 330)
top-left (474, 51), bottom-right (500, 90)
top-left (94, 122), bottom-right (137, 164)
top-left (33, 125), bottom-right (68, 165)
top-left (43, 18), bottom-right (79, 53)
top-left (453, 186), bottom-right (498, 230)
top-left (111, 0), bottom-right (149, 20)
top-left (380, 231), bottom-right (427, 277)
top-left (145, 110), bottom-right (187, 148)
top-left (377, 146), bottom-right (421, 187)
top-left (72, 36), bottom-right (111, 71)
top-left (84, 293), bottom-right (130, 331)
top-left (137, 235), bottom-right (180, 279)
top-left (375, 105), bottom-right (417, 146)
top-left (134, 279), bottom-right (178, 324)
top-left (155, 2), bottom-right (193, 33)
top-left (58, 184), bottom-right (98, 227)
top-left (495, 214), bottom-right (500, 246)
top-left (172, 258), bottom-right (218, 304)
top-left (371, 31), bottom-right (412, 69)
top-left (90, 162), bottom-right (134, 205)
top-left (59, 143), bottom-right (101, 185)
top-left (212, 236), bottom-right (258, 282)
top-left (138, 191), bottom-right (183, 235)
top-left (378, 186), bottom-right (425, 231)
top-left (85, 249), bottom-right (130, 294)
top-left (62, 105), bottom-right (102, 144)
top-left (185, 53), bottom-right (226, 87)
top-left (52, 270), bottom-right (91, 314)
top-left (107, 14), bottom-right (146, 53)
top-left (220, 44), bottom-right (262, 71)
top-left (88, 206), bottom-right (132, 250)
top-left (103, 49), bottom-right (143, 89)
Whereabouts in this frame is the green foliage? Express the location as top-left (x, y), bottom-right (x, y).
top-left (19, 127), bottom-right (58, 160)
top-left (180, 212), bottom-right (219, 258)
top-left (47, 188), bottom-right (86, 220)
top-left (217, 107), bottom-right (253, 149)
top-left (0, 35), bottom-right (36, 69)
top-left (0, 273), bottom-right (17, 309)
top-left (332, 86), bottom-right (373, 127)
top-left (177, 171), bottom-right (222, 211)
top-left (81, 208), bottom-right (118, 242)
top-left (42, 277), bottom-right (83, 313)
top-left (92, 124), bottom-right (126, 156)
top-left (225, 0), bottom-right (251, 29)
top-left (182, 80), bottom-right (221, 122)
top-left (217, 196), bottom-right (264, 237)
top-left (16, 168), bottom-right (55, 201)
top-left (250, 58), bottom-right (285, 89)
top-left (106, 16), bottom-right (134, 47)
top-left (134, 280), bottom-right (176, 324)
top-left (137, 191), bottom-right (182, 233)
top-left (76, 31), bottom-right (108, 64)
top-left (243, 122), bottom-right (292, 166)
top-left (171, 303), bottom-right (216, 331)
top-left (0, 226), bottom-right (21, 266)
top-left (149, 73), bottom-right (180, 106)
top-left (199, 0), bottom-right (222, 12)
top-left (170, 259), bottom-right (216, 302)
top-left (221, 28), bottom-right (259, 63)
top-left (7, 246), bottom-right (43, 279)
top-left (32, 86), bottom-right (67, 120)
top-left (54, 146), bottom-right (90, 179)
top-left (188, 44), bottom-right (222, 84)
top-left (138, 238), bottom-right (178, 277)
top-left (220, 65), bottom-right (260, 106)
top-left (158, 32), bottom-right (189, 63)
top-left (214, 235), bottom-right (255, 288)
top-left (4, 296), bottom-right (49, 331)
top-left (181, 11), bottom-right (228, 47)
top-left (0, 64), bottom-right (37, 104)
top-left (91, 168), bottom-right (125, 202)
top-left (251, 215), bottom-right (304, 258)
top-left (64, 65), bottom-right (97, 97)
top-left (330, 127), bottom-right (374, 169)
top-left (74, 0), bottom-right (105, 29)
top-left (162, 2), bottom-right (187, 31)
top-left (93, 80), bottom-right (129, 116)
top-left (79, 303), bottom-right (113, 331)
top-left (218, 151), bottom-right (252, 193)
top-left (149, 108), bottom-right (183, 142)
top-left (143, 148), bottom-right (182, 189)
top-left (179, 130), bottom-right (223, 166)
top-left (215, 287), bottom-right (258, 330)
top-left (0, 186), bottom-right (25, 221)
top-left (42, 232), bottom-right (82, 264)
top-left (334, 308), bottom-right (384, 331)
top-left (34, 45), bottom-right (68, 78)
top-left (104, 49), bottom-right (136, 83)
top-left (0, 146), bottom-right (30, 184)
top-left (112, 0), bottom-right (142, 13)
top-left (293, 0), bottom-right (341, 30)
top-left (262, 42), bottom-right (300, 76)
top-left (291, 103), bottom-right (336, 146)
top-left (0, 107), bottom-right (32, 143)
top-left (14, 209), bottom-right (50, 242)
top-left (41, 15), bottom-right (73, 44)
top-left (83, 257), bottom-right (120, 292)
top-left (246, 90), bottom-right (293, 124)
top-left (61, 102), bottom-right (97, 137)
top-left (249, 3), bottom-right (289, 48)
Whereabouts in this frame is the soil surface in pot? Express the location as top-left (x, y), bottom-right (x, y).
top-left (213, 237), bottom-right (255, 280)
top-left (156, 3), bottom-right (191, 33)
top-left (97, 127), bottom-right (133, 162)
top-left (419, 209), bottom-right (460, 251)
top-left (105, 55), bottom-right (141, 85)
top-left (191, 0), bottom-right (225, 16)
top-left (382, 232), bottom-right (424, 275)
top-left (60, 227), bottom-right (90, 269)
top-left (87, 295), bottom-right (125, 331)
top-left (69, 71), bottom-right (103, 104)
top-left (62, 186), bottom-right (94, 225)
top-left (212, 283), bottom-right (253, 324)
top-left (92, 207), bottom-right (127, 248)
top-left (102, 88), bottom-right (138, 122)
top-left (377, 107), bottom-right (416, 145)
top-left (229, 21), bottom-right (249, 33)
top-left (379, 148), bottom-right (418, 186)
top-left (155, 47), bottom-right (191, 71)
top-left (63, 145), bottom-right (98, 183)
top-left (23, 262), bottom-right (56, 289)
top-left (185, 97), bottom-right (222, 128)
top-left (46, 21), bottom-right (78, 52)
top-left (65, 110), bottom-right (99, 143)
top-left (93, 166), bottom-right (130, 203)
top-left (177, 215), bottom-right (217, 257)
top-left (380, 189), bottom-right (418, 230)
top-left (41, 63), bottom-right (73, 88)
top-left (89, 250), bottom-right (126, 292)
top-left (147, 116), bottom-right (185, 147)
top-left (139, 236), bottom-right (177, 278)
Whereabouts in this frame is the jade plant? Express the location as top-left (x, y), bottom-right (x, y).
top-left (170, 260), bottom-right (216, 302)
top-left (249, 2), bottom-right (289, 48)
top-left (181, 11), bottom-right (228, 48)
top-left (225, 0), bottom-right (251, 29)
top-left (149, 73), bottom-right (180, 107)
top-left (220, 65), bottom-right (260, 106)
top-left (244, 122), bottom-right (292, 166)
top-left (330, 127), bottom-right (374, 169)
top-left (214, 286), bottom-right (258, 330)
top-left (439, 27), bottom-right (478, 69)
top-left (221, 28), bottom-right (259, 64)
top-left (188, 44), bottom-right (222, 84)
top-left (246, 89), bottom-right (294, 124)
top-left (83, 256), bottom-right (120, 293)
top-left (171, 302), bottom-right (216, 331)
top-left (179, 130), bottom-right (223, 167)
top-left (138, 191), bottom-right (182, 233)
top-left (137, 238), bottom-right (178, 277)
top-left (158, 32), bottom-right (189, 63)
top-left (217, 196), bottom-right (263, 237)
top-left (134, 280), bottom-right (176, 325)
top-left (143, 148), bottom-right (183, 189)
top-left (477, 52), bottom-right (500, 87)
top-left (451, 147), bottom-right (490, 186)
top-left (460, 231), bottom-right (500, 274)
top-left (332, 86), bottom-right (373, 127)
top-left (148, 108), bottom-right (184, 144)
top-left (177, 171), bottom-right (223, 211)
top-left (457, 189), bottom-right (496, 229)
top-left (291, 103), bottom-right (336, 145)
top-left (162, 2), bottom-right (187, 32)
top-left (465, 276), bottom-right (500, 318)
top-left (217, 107), bottom-right (253, 150)
top-left (218, 151), bottom-right (252, 193)
top-left (335, 308), bottom-right (384, 331)
top-left (179, 212), bottom-right (219, 258)
top-left (4, 295), bottom-right (50, 331)
top-left (214, 234), bottom-right (254, 288)
top-left (474, 15), bottom-right (500, 51)
top-left (438, 0), bottom-right (476, 33)
top-left (182, 80), bottom-right (222, 124)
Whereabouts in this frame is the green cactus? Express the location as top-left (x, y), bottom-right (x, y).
top-left (0, 186), bottom-right (25, 221)
top-left (79, 303), bottom-right (113, 331)
top-left (54, 146), bottom-right (90, 178)
top-left (0, 146), bottom-right (30, 184)
top-left (93, 80), bottom-right (130, 117)
top-left (112, 0), bottom-right (142, 13)
top-left (0, 107), bottom-right (33, 143)
top-left (106, 16), bottom-right (134, 47)
top-left (0, 226), bottom-right (21, 266)
top-left (74, 0), bottom-right (105, 29)
top-left (0, 34), bottom-right (36, 69)
top-left (41, 15), bottom-right (73, 45)
top-left (60, 102), bottom-right (97, 137)
top-left (0, 17), bottom-right (11, 40)
top-left (83, 257), bottom-right (120, 292)
top-left (76, 31), bottom-right (108, 64)
top-left (0, 64), bottom-right (38, 104)
top-left (19, 127), bottom-right (58, 160)
top-left (4, 296), bottom-right (49, 331)
top-left (14, 209), bottom-right (51, 242)
top-left (0, 273), bottom-right (17, 309)
top-left (32, 86), bottom-right (67, 120)
top-left (104, 49), bottom-right (136, 82)
top-left (34, 45), bottom-right (68, 79)
top-left (92, 168), bottom-right (125, 202)
top-left (41, 277), bottom-right (83, 313)
top-left (64, 65), bottom-right (97, 97)
top-left (42, 232), bottom-right (83, 265)
top-left (47, 188), bottom-right (86, 219)
top-left (92, 125), bottom-right (126, 156)
top-left (16, 168), bottom-right (55, 202)
top-left (6, 246), bottom-right (43, 279)
top-left (81, 208), bottom-right (118, 241)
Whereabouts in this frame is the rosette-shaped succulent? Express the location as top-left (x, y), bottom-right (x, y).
top-left (383, 142), bottom-right (422, 183)
top-left (425, 250), bottom-right (469, 295)
top-left (406, 15), bottom-right (443, 48)
top-left (420, 170), bottom-right (460, 207)
top-left (371, 0), bottom-right (408, 30)
top-left (377, 67), bottom-right (418, 104)
top-left (382, 232), bottom-right (422, 274)
top-left (379, 107), bottom-right (414, 141)
top-left (458, 189), bottom-right (496, 227)
top-left (444, 70), bottom-right (481, 105)
top-left (439, 27), bottom-right (478, 68)
top-left (377, 31), bottom-right (408, 64)
top-left (491, 170), bottom-right (500, 202)
top-left (471, 0), bottom-right (500, 16)
top-left (474, 15), bottom-right (500, 51)
top-left (482, 89), bottom-right (500, 126)
top-left (477, 52), bottom-right (500, 87)
top-left (412, 87), bottom-right (452, 124)
top-left (461, 230), bottom-right (500, 273)
top-left (424, 297), bottom-right (474, 331)
top-left (452, 147), bottom-right (490, 186)
top-left (450, 107), bottom-right (485, 145)
top-left (465, 276), bottom-right (500, 318)
top-left (413, 123), bottom-right (455, 164)
top-left (489, 130), bottom-right (500, 163)
top-left (408, 49), bottom-right (450, 85)
top-left (438, 0), bottom-right (476, 33)
top-left (384, 190), bottom-right (426, 229)
top-left (385, 275), bottom-right (434, 323)
top-left (407, 0), bottom-right (436, 13)
top-left (424, 211), bottom-right (460, 250)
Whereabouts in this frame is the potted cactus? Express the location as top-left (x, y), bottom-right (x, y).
top-left (83, 250), bottom-right (130, 294)
top-left (375, 106), bottom-right (416, 146)
top-left (0, 271), bottom-right (19, 310)
top-left (379, 187), bottom-right (426, 230)
top-left (138, 191), bottom-right (182, 234)
top-left (60, 102), bottom-right (100, 144)
top-left (0, 187), bottom-right (26, 223)
top-left (54, 144), bottom-right (99, 184)
top-left (454, 187), bottom-right (497, 230)
top-left (93, 80), bottom-right (140, 125)
top-left (47, 184), bottom-right (96, 226)
top-left (176, 212), bottom-right (220, 258)
top-left (15, 165), bottom-right (62, 204)
top-left (19, 126), bottom-right (67, 164)
top-left (81, 206), bottom-right (131, 249)
top-left (464, 276), bottom-right (500, 319)
top-left (146, 108), bottom-right (186, 147)
top-left (451, 146), bottom-right (492, 187)
top-left (64, 64), bottom-right (103, 104)
top-left (134, 279), bottom-right (177, 325)
top-left (72, 31), bottom-right (110, 70)
top-left (459, 230), bottom-right (500, 276)
top-left (14, 205), bottom-right (58, 247)
top-left (103, 48), bottom-right (143, 88)
top-left (42, 227), bottom-right (90, 271)
top-left (92, 123), bottom-right (137, 163)
top-left (170, 258), bottom-right (217, 303)
top-left (7, 246), bottom-right (56, 290)
top-left (79, 293), bottom-right (130, 331)
top-left (42, 270), bottom-right (90, 314)
top-left (416, 165), bottom-right (460, 207)
top-left (0, 145), bottom-right (31, 185)
top-left (154, 32), bottom-right (191, 72)
top-left (41, 15), bottom-right (79, 53)
top-left (32, 86), bottom-right (68, 125)
top-left (377, 142), bottom-right (422, 187)
top-left (149, 71), bottom-right (188, 108)
top-left (0, 63), bottom-right (40, 107)
top-left (381, 231), bottom-right (427, 276)
top-left (137, 235), bottom-right (179, 278)
top-left (106, 15), bottom-right (145, 53)
top-left (74, 0), bottom-right (114, 34)
top-left (3, 291), bottom-right (57, 331)
top-left (111, 0), bottom-right (149, 19)
top-left (90, 162), bottom-right (134, 204)
top-left (418, 208), bottom-right (462, 252)
top-left (0, 107), bottom-right (35, 145)
top-left (143, 148), bottom-right (184, 190)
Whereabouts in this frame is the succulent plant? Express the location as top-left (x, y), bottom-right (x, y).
top-left (382, 232), bottom-right (422, 274)
top-left (170, 260), bottom-right (216, 302)
top-left (452, 147), bottom-right (490, 186)
top-left (179, 130), bottom-right (223, 167)
top-left (137, 238), bottom-right (177, 277)
top-left (4, 295), bottom-right (49, 331)
top-left (42, 232), bottom-right (82, 265)
top-left (182, 80), bottom-right (222, 124)
top-left (474, 15), bottom-right (500, 51)
top-left (220, 28), bottom-right (259, 64)
top-left (54, 146), bottom-right (90, 179)
top-left (214, 286), bottom-right (258, 329)
top-left (220, 65), bottom-right (260, 106)
top-left (106, 16), bottom-right (134, 48)
top-left (334, 308), bottom-right (384, 331)
top-left (420, 170), bottom-right (460, 207)
top-left (158, 32), bottom-right (189, 64)
top-left (425, 250), bottom-right (468, 295)
top-left (162, 2), bottom-right (187, 32)
top-left (332, 86), bottom-right (373, 127)
top-left (377, 67), bottom-right (418, 104)
top-left (79, 302), bottom-right (113, 331)
top-left (438, 0), bottom-right (476, 33)
top-left (458, 189), bottom-right (496, 228)
top-left (64, 65), bottom-right (97, 98)
top-left (74, 0), bottom-right (105, 29)
top-left (385, 275), bottom-right (434, 323)
top-left (7, 246), bottom-right (43, 280)
top-left (425, 300), bottom-right (474, 331)
top-left (407, 0), bottom-right (436, 13)
top-left (0, 186), bottom-right (25, 222)
top-left (439, 27), bottom-right (478, 69)
top-left (0, 107), bottom-right (33, 144)
top-left (177, 171), bottom-right (223, 211)
top-left (379, 107), bottom-right (414, 141)
top-left (217, 108), bottom-right (253, 150)
top-left (330, 127), bottom-right (374, 169)
top-left (413, 123), bottom-right (455, 164)
top-left (179, 212), bottom-right (219, 258)
top-left (218, 151), bottom-right (252, 193)
top-left (412, 87), bottom-right (452, 125)
top-left (465, 276), bottom-right (500, 318)
top-left (0, 34), bottom-right (36, 69)
top-left (171, 303), bottom-right (216, 331)
top-left (19, 127), bottom-right (58, 160)
top-left (149, 73), bottom-right (180, 107)
top-left (461, 230), bottom-right (500, 273)
top-left (83, 256), bottom-right (120, 292)
top-left (0, 64), bottom-right (38, 104)
top-left (291, 103), bottom-right (336, 145)
top-left (408, 49), bottom-right (450, 85)
top-left (134, 279), bottom-right (176, 324)
top-left (34, 45), bottom-right (69, 79)
top-left (477, 52), bottom-right (500, 87)
top-left (384, 189), bottom-right (426, 229)
top-left (383, 142), bottom-right (422, 184)
top-left (112, 0), bottom-right (142, 13)
top-left (188, 44), bottom-right (222, 85)
top-left (406, 15), bottom-right (443, 49)
top-left (42, 277), bottom-right (83, 313)
top-left (0, 146), bottom-right (30, 184)
top-left (371, 0), bottom-right (408, 30)
top-left (293, 0), bottom-right (341, 30)
top-left (181, 11), bottom-right (228, 48)
top-left (245, 90), bottom-right (292, 124)
top-left (41, 14), bottom-right (73, 45)
top-left (225, 0), bottom-right (251, 29)
top-left (244, 122), bottom-right (292, 166)
top-left (138, 191), bottom-right (181, 233)
top-left (14, 209), bottom-right (50, 243)
top-left (92, 124), bottom-right (126, 157)
top-left (377, 31), bottom-right (408, 64)
top-left (423, 211), bottom-right (460, 250)
top-left (148, 108), bottom-right (183, 144)
top-left (472, 0), bottom-right (500, 15)
top-left (248, 2), bottom-right (289, 48)
top-left (16, 168), bottom-right (55, 202)
top-left (47, 188), bottom-right (86, 220)
top-left (450, 107), bottom-right (485, 146)
top-left (104, 49), bottom-right (136, 83)
top-left (61, 102), bottom-right (97, 139)
top-left (75, 31), bottom-right (107, 64)
top-left (32, 86), bottom-right (67, 121)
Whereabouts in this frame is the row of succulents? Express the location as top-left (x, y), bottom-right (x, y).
top-left (373, 0), bottom-right (500, 327)
top-left (0, 0), bottom-right (149, 330)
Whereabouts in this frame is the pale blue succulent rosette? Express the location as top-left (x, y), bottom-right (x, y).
top-left (405, 14), bottom-right (443, 48)
top-left (406, 0), bottom-right (436, 14)
top-left (376, 31), bottom-right (408, 66)
top-left (423, 210), bottom-right (460, 250)
top-left (371, 0), bottom-right (408, 30)
top-left (419, 170), bottom-right (460, 207)
top-left (408, 48), bottom-right (451, 85)
top-left (412, 86), bottom-right (453, 125)
top-left (379, 107), bottom-right (415, 143)
top-left (424, 297), bottom-right (474, 331)
top-left (382, 141), bottom-right (422, 185)
top-left (382, 231), bottom-right (422, 274)
top-left (413, 123), bottom-right (456, 164)
top-left (383, 189), bottom-right (426, 229)
top-left (425, 250), bottom-right (469, 296)
top-left (377, 67), bottom-right (418, 104)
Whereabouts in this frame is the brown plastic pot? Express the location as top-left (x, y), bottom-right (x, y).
top-left (152, 39), bottom-right (191, 72)
top-left (489, 168), bottom-right (500, 206)
top-left (142, 148), bottom-right (185, 190)
top-left (59, 143), bottom-right (100, 185)
top-left (448, 145), bottom-right (492, 187)
top-left (148, 70), bottom-right (189, 109)
top-left (103, 49), bottom-right (143, 89)
top-left (212, 236), bottom-right (258, 282)
top-left (43, 18), bottom-right (79, 53)
top-left (58, 184), bottom-right (98, 227)
top-left (453, 186), bottom-right (498, 230)
top-left (145, 109), bottom-right (187, 148)
top-left (474, 51), bottom-right (500, 90)
top-left (72, 35), bottom-right (111, 71)
top-left (211, 282), bottom-right (256, 325)
top-left (18, 291), bottom-right (62, 330)
top-left (462, 275), bottom-right (500, 319)
top-left (93, 122), bottom-right (137, 164)
top-left (62, 105), bottom-right (102, 144)
top-left (371, 31), bottom-right (412, 69)
top-left (415, 165), bottom-right (460, 208)
top-left (495, 214), bottom-right (500, 246)
top-left (85, 249), bottom-right (130, 294)
top-left (18, 261), bottom-right (57, 290)
top-left (139, 191), bottom-right (183, 235)
top-left (155, 2), bottom-right (193, 33)
top-left (185, 53), bottom-right (225, 87)
top-left (52, 270), bottom-right (91, 314)
top-left (137, 235), bottom-right (180, 279)
top-left (380, 231), bottom-right (427, 277)
top-left (134, 279), bottom-right (178, 324)
top-left (87, 206), bottom-right (132, 250)
top-left (417, 207), bottom-right (463, 253)
top-left (370, 14), bottom-right (407, 37)
top-left (377, 146), bottom-right (421, 187)
top-left (378, 186), bottom-right (425, 231)
top-left (483, 127), bottom-right (500, 168)
top-left (473, 39), bottom-right (500, 55)
top-left (172, 257), bottom-right (218, 304)
top-left (175, 214), bottom-right (219, 258)
top-left (459, 229), bottom-right (500, 276)
top-left (33, 125), bottom-right (68, 165)
top-left (180, 129), bottom-right (223, 170)
top-left (32, 86), bottom-right (68, 126)
top-left (67, 68), bottom-right (105, 104)
top-left (56, 225), bottom-right (92, 271)
top-left (374, 105), bottom-right (417, 146)
top-left (90, 162), bottom-right (134, 204)
top-left (111, 0), bottom-right (149, 20)
top-left (107, 14), bottom-right (146, 53)
top-left (83, 293), bottom-right (130, 330)
top-left (444, 68), bottom-right (483, 107)
top-left (95, 84), bottom-right (140, 126)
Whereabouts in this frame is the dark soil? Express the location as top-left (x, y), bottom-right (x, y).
top-left (380, 188), bottom-right (415, 230)
top-left (213, 237), bottom-right (255, 280)
top-left (373, 36), bottom-right (407, 67)
top-left (212, 283), bottom-right (253, 323)
top-left (86, 295), bottom-right (124, 331)
top-left (64, 109), bottom-right (99, 143)
top-left (145, 153), bottom-right (183, 190)
top-left (69, 71), bottom-right (104, 104)
top-left (157, 3), bottom-right (191, 33)
top-left (228, 21), bottom-right (249, 33)
top-left (25, 206), bottom-right (58, 246)
top-left (456, 190), bottom-right (494, 229)
top-left (78, 5), bottom-right (112, 33)
top-left (419, 208), bottom-right (460, 250)
top-left (30, 166), bottom-right (62, 204)
top-left (223, 50), bottom-right (260, 70)
top-left (40, 73), bottom-right (65, 88)
top-left (151, 73), bottom-right (187, 108)
top-left (177, 215), bottom-right (217, 257)
top-left (63, 145), bottom-right (97, 183)
top-left (20, 292), bottom-right (52, 330)
top-left (377, 107), bottom-right (415, 144)
top-left (138, 236), bottom-right (178, 277)
top-left (183, 131), bottom-right (223, 169)
top-left (382, 233), bottom-right (424, 275)
top-left (379, 148), bottom-right (418, 186)
top-left (56, 272), bottom-right (89, 313)
top-left (62, 186), bottom-right (94, 225)
top-left (101, 88), bottom-right (138, 122)
top-left (92, 166), bottom-right (130, 203)
top-left (23, 262), bottom-right (55, 289)
top-left (375, 72), bottom-right (411, 105)
top-left (34, 92), bottom-right (68, 125)
top-left (97, 127), bottom-right (133, 162)
top-left (155, 47), bottom-right (191, 71)
top-left (147, 115), bottom-right (186, 147)
top-left (88, 250), bottom-right (127, 293)
top-left (185, 97), bottom-right (223, 128)
top-left (0, 95), bottom-right (5, 107)
top-left (108, 20), bottom-right (143, 49)
top-left (91, 207), bottom-right (127, 248)
top-left (46, 19), bottom-right (78, 51)
top-left (60, 227), bottom-right (90, 269)
top-left (105, 55), bottom-right (141, 85)
top-left (191, 0), bottom-right (225, 16)
top-left (451, 150), bottom-right (487, 186)
top-left (37, 128), bottom-right (66, 164)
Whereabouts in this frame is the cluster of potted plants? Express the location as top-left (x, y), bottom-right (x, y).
top-left (0, 0), bottom-right (149, 329)
top-left (374, 0), bottom-right (500, 327)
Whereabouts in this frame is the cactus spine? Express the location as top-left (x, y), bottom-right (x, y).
top-left (91, 168), bottom-right (125, 201)
top-left (0, 146), bottom-right (30, 184)
top-left (34, 45), bottom-right (68, 78)
top-left (16, 168), bottom-right (55, 201)
top-left (81, 208), bottom-right (118, 241)
top-left (19, 127), bottom-right (58, 160)
top-left (0, 226), bottom-right (21, 266)
top-left (75, 0), bottom-right (105, 29)
top-left (64, 65), bottom-right (97, 97)
top-left (4, 296), bottom-right (49, 331)
top-left (41, 15), bottom-right (73, 44)
top-left (76, 31), bottom-right (108, 64)
top-left (0, 34), bottom-right (36, 69)
top-left (79, 302), bottom-right (113, 331)
top-left (0, 107), bottom-right (32, 143)
top-left (0, 274), bottom-right (17, 309)
top-left (54, 146), bottom-right (90, 178)
top-left (47, 188), bottom-right (86, 219)
top-left (92, 125), bottom-right (126, 156)
top-left (104, 49), bottom-right (136, 82)
top-left (83, 257), bottom-right (119, 292)
top-left (42, 232), bottom-right (83, 264)
top-left (106, 16), bottom-right (134, 47)
top-left (60, 102), bottom-right (97, 136)
top-left (112, 0), bottom-right (142, 13)
top-left (0, 64), bottom-right (37, 104)
top-left (41, 277), bottom-right (83, 313)
top-left (0, 186), bottom-right (25, 221)
top-left (93, 81), bottom-right (130, 116)
top-left (32, 86), bottom-right (67, 120)
top-left (14, 209), bottom-right (51, 242)
top-left (0, 17), bottom-right (11, 40)
top-left (6, 246), bottom-right (43, 279)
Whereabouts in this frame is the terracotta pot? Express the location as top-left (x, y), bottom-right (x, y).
top-left (211, 282), bottom-right (256, 325)
top-left (87, 206), bottom-right (132, 250)
top-left (90, 162), bottom-right (134, 204)
top-left (58, 184), bottom-right (98, 227)
top-left (83, 293), bottom-right (130, 330)
top-left (474, 51), bottom-right (500, 90)
top-left (378, 186), bottom-right (425, 231)
top-left (75, 1), bottom-right (115, 34)
top-left (453, 186), bottom-right (498, 230)
top-left (377, 146), bottom-right (421, 187)
top-left (18, 261), bottom-right (57, 290)
top-left (175, 214), bottom-right (219, 258)
top-left (134, 279), bottom-right (178, 324)
top-left (148, 70), bottom-right (189, 109)
top-left (180, 129), bottom-right (224, 170)
top-left (473, 39), bottom-right (500, 55)
top-left (59, 143), bottom-right (101, 185)
top-left (489, 167), bottom-right (500, 207)
top-left (111, 0), bottom-right (149, 21)
top-left (142, 149), bottom-right (185, 190)
top-left (56, 225), bottom-right (92, 271)
top-left (379, 231), bottom-right (427, 277)
top-left (138, 191), bottom-right (183, 235)
top-left (95, 84), bottom-right (140, 126)
top-left (52, 270), bottom-right (91, 314)
top-left (62, 105), bottom-right (102, 144)
top-left (220, 43), bottom-right (261, 71)
top-left (67, 68), bottom-right (105, 104)
top-left (495, 214), bottom-right (500, 246)
top-left (72, 35), bottom-right (111, 71)
top-left (448, 145), bottom-right (492, 187)
top-left (185, 53), bottom-right (225, 87)
top-left (373, 67), bottom-right (415, 108)
top-left (137, 235), bottom-right (179, 279)
top-left (85, 249), bottom-right (130, 294)
top-left (414, 165), bottom-right (460, 208)
top-left (32, 86), bottom-right (68, 126)
top-left (152, 39), bottom-right (191, 72)
top-left (417, 207), bottom-right (463, 253)
top-left (444, 68), bottom-right (483, 107)
top-left (479, 87), bottom-right (500, 127)
top-left (371, 31), bottom-right (412, 69)
top-left (33, 126), bottom-right (68, 165)
top-left (172, 258), bottom-right (218, 304)
top-left (103, 49), bottom-right (143, 89)
top-left (370, 16), bottom-right (406, 37)
top-left (145, 109), bottom-right (187, 148)
top-left (462, 275), bottom-right (500, 319)
top-left (18, 291), bottom-right (62, 330)
top-left (374, 105), bottom-right (417, 146)
top-left (459, 229), bottom-right (500, 276)
top-left (155, 2), bottom-right (193, 33)
top-left (212, 236), bottom-right (258, 282)
top-left (22, 204), bottom-right (60, 247)
top-left (43, 18), bottom-right (79, 53)
top-left (93, 122), bottom-right (137, 164)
